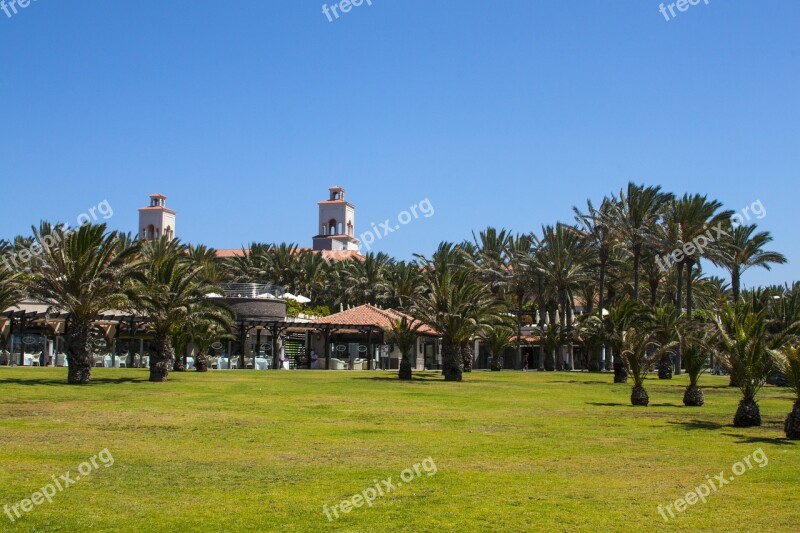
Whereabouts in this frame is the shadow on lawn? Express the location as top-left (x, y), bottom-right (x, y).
top-left (0, 377), bottom-right (145, 386)
top-left (553, 380), bottom-right (610, 386)
top-left (668, 420), bottom-right (725, 431)
top-left (721, 433), bottom-right (797, 446)
top-left (586, 401), bottom-right (627, 407)
top-left (352, 373), bottom-right (445, 383)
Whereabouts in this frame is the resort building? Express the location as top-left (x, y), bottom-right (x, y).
top-left (138, 193), bottom-right (175, 241)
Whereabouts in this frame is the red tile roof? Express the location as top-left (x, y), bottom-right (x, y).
top-left (314, 304), bottom-right (439, 336)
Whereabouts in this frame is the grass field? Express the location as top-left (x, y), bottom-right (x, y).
top-left (1, 368), bottom-right (798, 532)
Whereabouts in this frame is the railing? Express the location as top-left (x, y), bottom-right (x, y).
top-left (219, 283), bottom-right (286, 299)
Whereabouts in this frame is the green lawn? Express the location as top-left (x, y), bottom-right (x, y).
top-left (0, 368), bottom-right (797, 532)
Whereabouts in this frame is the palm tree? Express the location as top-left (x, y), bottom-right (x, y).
top-left (708, 304), bottom-right (775, 427)
top-left (621, 328), bottom-right (667, 406)
top-left (0, 268), bottom-right (22, 364)
top-left (24, 224), bottom-right (137, 384)
top-left (413, 246), bottom-right (498, 381)
top-left (388, 316), bottom-right (422, 380)
top-left (774, 344), bottom-right (800, 439)
top-left (613, 183), bottom-right (672, 301)
top-left (346, 252), bottom-right (393, 306)
top-left (385, 261), bottom-right (422, 311)
top-left (533, 224), bottom-right (592, 370)
top-left (574, 197), bottom-right (618, 368)
top-left (710, 224), bottom-right (786, 303)
top-left (129, 250), bottom-right (232, 382)
top-left (189, 317), bottom-right (235, 372)
top-left (650, 305), bottom-right (681, 380)
top-left (480, 317), bottom-right (516, 371)
top-left (605, 300), bottom-right (646, 383)
top-left (683, 342), bottom-right (709, 406)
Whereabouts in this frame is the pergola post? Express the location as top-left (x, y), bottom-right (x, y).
top-left (18, 314), bottom-right (27, 366)
top-left (366, 328), bottom-right (373, 370)
top-left (324, 327), bottom-right (330, 370)
top-left (271, 325), bottom-right (279, 370)
top-left (238, 323), bottom-right (247, 370)
top-left (255, 328), bottom-right (262, 370)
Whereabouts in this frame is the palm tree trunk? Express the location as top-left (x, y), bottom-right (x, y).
top-left (731, 269), bottom-right (741, 303)
top-left (633, 248), bottom-right (641, 301)
top-left (686, 262), bottom-right (694, 317)
top-left (442, 341), bottom-right (462, 382)
top-left (149, 332), bottom-right (174, 382)
top-left (65, 319), bottom-right (93, 385)
top-left (195, 350), bottom-right (209, 372)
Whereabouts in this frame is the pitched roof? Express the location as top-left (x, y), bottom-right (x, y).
top-left (314, 304), bottom-right (439, 335)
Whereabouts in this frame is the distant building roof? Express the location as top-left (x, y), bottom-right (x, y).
top-left (314, 304), bottom-right (439, 336)
top-left (214, 248), bottom-right (363, 261)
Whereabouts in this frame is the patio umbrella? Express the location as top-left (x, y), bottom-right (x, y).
top-left (293, 294), bottom-right (311, 304)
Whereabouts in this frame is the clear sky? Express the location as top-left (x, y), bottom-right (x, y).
top-left (1, 1), bottom-right (798, 289)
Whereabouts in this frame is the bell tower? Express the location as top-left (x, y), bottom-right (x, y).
top-left (312, 186), bottom-right (360, 251)
top-left (138, 193), bottom-right (176, 241)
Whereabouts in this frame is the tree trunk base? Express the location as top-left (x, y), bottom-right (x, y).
top-left (613, 362), bottom-right (628, 384)
top-left (734, 399), bottom-right (761, 427)
top-left (173, 360), bottom-right (187, 372)
top-left (683, 385), bottom-right (705, 407)
top-left (149, 358), bottom-right (172, 382)
top-left (398, 359), bottom-right (412, 381)
top-left (785, 401), bottom-right (800, 440)
top-left (658, 356), bottom-right (673, 380)
top-left (631, 386), bottom-right (649, 406)
top-left (67, 364), bottom-right (91, 385)
top-left (195, 357), bottom-right (209, 373)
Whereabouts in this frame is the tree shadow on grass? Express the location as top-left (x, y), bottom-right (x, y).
top-left (721, 433), bottom-right (797, 446)
top-left (667, 420), bottom-right (725, 431)
top-left (352, 373), bottom-right (447, 383)
top-left (650, 403), bottom-right (684, 408)
top-left (586, 401), bottom-right (627, 407)
top-left (0, 377), bottom-right (145, 386)
top-left (552, 380), bottom-right (611, 386)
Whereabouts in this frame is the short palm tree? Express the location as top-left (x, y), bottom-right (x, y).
top-left (709, 304), bottom-right (775, 427)
top-left (682, 342), bottom-right (709, 406)
top-left (0, 268), bottom-right (22, 365)
top-left (606, 300), bottom-right (647, 383)
top-left (189, 317), bottom-right (235, 372)
top-left (25, 224), bottom-right (137, 384)
top-left (774, 344), bottom-right (800, 439)
top-left (621, 329), bottom-right (668, 406)
top-left (480, 318), bottom-right (516, 371)
top-left (129, 253), bottom-right (232, 382)
top-left (388, 316), bottom-right (422, 380)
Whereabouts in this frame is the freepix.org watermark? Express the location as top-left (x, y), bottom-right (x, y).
top-left (322, 457), bottom-right (437, 521)
top-left (657, 448), bottom-right (768, 522)
top-left (655, 199), bottom-right (766, 273)
top-left (4, 448), bottom-right (115, 523)
top-left (1, 0), bottom-right (39, 19)
top-left (659, 0), bottom-right (710, 22)
top-left (1, 199), bottom-right (114, 273)
top-left (359, 198), bottom-right (434, 252)
top-left (322, 0), bottom-right (374, 23)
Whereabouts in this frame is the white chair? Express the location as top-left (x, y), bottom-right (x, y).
top-left (22, 353), bottom-right (33, 366)
top-left (31, 352), bottom-right (42, 367)
top-left (186, 357), bottom-right (195, 370)
top-left (210, 357), bottom-right (219, 369)
top-left (229, 358), bottom-right (239, 370)
top-left (255, 357), bottom-right (268, 370)
top-left (141, 356), bottom-right (150, 369)
top-left (117, 356), bottom-right (128, 368)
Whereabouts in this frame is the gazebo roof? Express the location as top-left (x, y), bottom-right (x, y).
top-left (314, 304), bottom-right (439, 336)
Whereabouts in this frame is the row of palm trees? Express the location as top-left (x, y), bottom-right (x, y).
top-left (0, 183), bottom-right (796, 417)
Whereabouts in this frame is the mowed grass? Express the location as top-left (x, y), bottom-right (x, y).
top-left (0, 368), bottom-right (798, 532)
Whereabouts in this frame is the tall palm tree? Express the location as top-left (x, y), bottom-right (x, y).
top-left (533, 224), bottom-right (592, 370)
top-left (294, 250), bottom-right (329, 304)
top-left (612, 182), bottom-right (672, 301)
top-left (189, 315), bottom-right (235, 372)
top-left (709, 224), bottom-right (786, 303)
top-left (413, 247), bottom-right (498, 381)
top-left (345, 252), bottom-right (393, 306)
top-left (0, 268), bottom-right (22, 364)
top-left (25, 224), bottom-right (137, 384)
top-left (129, 252), bottom-right (232, 382)
top-left (385, 261), bottom-right (422, 311)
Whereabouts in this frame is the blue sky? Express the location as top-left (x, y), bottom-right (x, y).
top-left (1, 0), bottom-right (798, 288)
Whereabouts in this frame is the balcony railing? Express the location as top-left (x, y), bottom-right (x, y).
top-left (218, 283), bottom-right (286, 300)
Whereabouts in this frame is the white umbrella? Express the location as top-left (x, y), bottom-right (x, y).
top-left (206, 293), bottom-right (223, 298)
top-left (294, 294), bottom-right (311, 304)
top-left (282, 292), bottom-right (297, 300)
